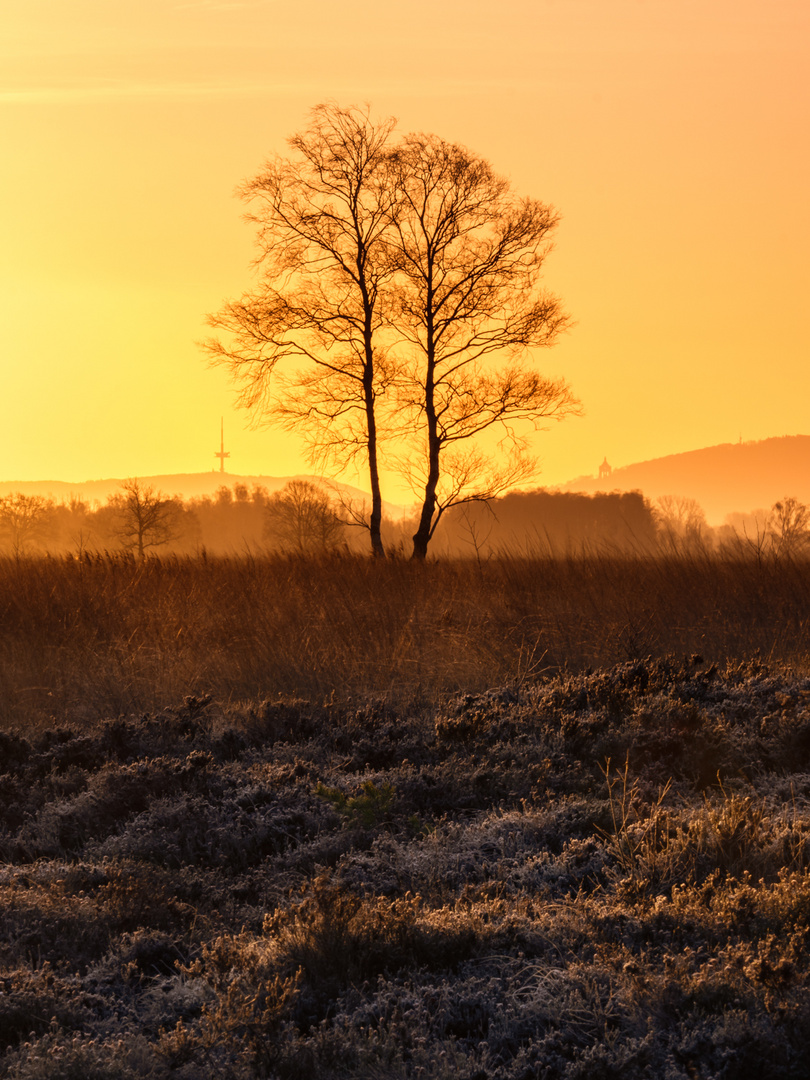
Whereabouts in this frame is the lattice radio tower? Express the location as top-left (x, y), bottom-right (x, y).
top-left (215, 417), bottom-right (230, 473)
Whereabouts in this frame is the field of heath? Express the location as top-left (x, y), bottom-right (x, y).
top-left (1, 553), bottom-right (810, 1078)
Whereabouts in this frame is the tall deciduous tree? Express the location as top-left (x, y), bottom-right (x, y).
top-left (386, 134), bottom-right (579, 558)
top-left (206, 107), bottom-right (579, 560)
top-left (205, 104), bottom-right (398, 558)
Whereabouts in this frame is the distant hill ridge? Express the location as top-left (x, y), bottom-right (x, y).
top-left (3, 435), bottom-right (809, 525)
top-left (563, 434), bottom-right (810, 523)
top-left (0, 472), bottom-right (407, 518)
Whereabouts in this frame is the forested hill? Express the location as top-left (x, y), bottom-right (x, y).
top-left (564, 435), bottom-right (810, 523)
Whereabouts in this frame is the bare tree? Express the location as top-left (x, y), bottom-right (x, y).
top-left (768, 496), bottom-right (810, 558)
top-left (264, 480), bottom-right (344, 554)
top-left (0, 493), bottom-right (56, 557)
top-left (204, 104), bottom-right (398, 558)
top-left (653, 495), bottom-right (709, 553)
top-left (110, 478), bottom-right (181, 559)
top-left (206, 107), bottom-right (580, 561)
top-left (386, 134), bottom-right (579, 559)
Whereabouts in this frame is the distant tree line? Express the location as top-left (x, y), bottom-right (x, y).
top-left (436, 490), bottom-right (658, 556)
top-left (3, 480), bottom-right (808, 560)
top-left (2, 481), bottom-right (809, 560)
top-left (0, 480), bottom-right (369, 558)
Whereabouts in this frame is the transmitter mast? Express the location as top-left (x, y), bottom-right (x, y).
top-left (215, 417), bottom-right (230, 473)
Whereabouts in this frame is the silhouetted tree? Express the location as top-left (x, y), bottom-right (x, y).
top-left (110, 478), bottom-right (182, 559)
top-left (768, 496), bottom-right (810, 557)
top-left (264, 480), bottom-right (344, 553)
top-left (206, 105), bottom-right (579, 561)
top-left (387, 134), bottom-right (578, 558)
top-left (0, 493), bottom-right (56, 556)
top-left (654, 495), bottom-right (708, 553)
top-left (205, 104), bottom-right (398, 559)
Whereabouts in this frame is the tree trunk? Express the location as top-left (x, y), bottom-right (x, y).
top-left (411, 309), bottom-right (439, 560)
top-left (411, 454), bottom-right (439, 560)
top-left (369, 477), bottom-right (385, 558)
top-left (412, 404), bottom-right (440, 560)
top-left (364, 365), bottom-right (385, 559)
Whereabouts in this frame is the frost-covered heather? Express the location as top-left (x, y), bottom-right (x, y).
top-left (3, 656), bottom-right (810, 1077)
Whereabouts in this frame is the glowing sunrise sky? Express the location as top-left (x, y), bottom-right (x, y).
top-left (1, 0), bottom-right (808, 501)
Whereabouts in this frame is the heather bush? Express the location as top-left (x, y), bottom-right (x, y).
top-left (2, 1030), bottom-right (168, 1080)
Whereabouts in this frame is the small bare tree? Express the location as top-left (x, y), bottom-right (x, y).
top-left (110, 479), bottom-right (181, 559)
top-left (654, 495), bottom-right (708, 553)
top-left (0, 493), bottom-right (56, 557)
top-left (768, 496), bottom-right (810, 558)
top-left (264, 480), bottom-right (345, 554)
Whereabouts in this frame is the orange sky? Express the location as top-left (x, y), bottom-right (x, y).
top-left (1, 0), bottom-right (808, 503)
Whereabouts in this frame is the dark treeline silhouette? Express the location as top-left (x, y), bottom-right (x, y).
top-left (0, 484), bottom-right (657, 557)
top-left (435, 489), bottom-right (657, 556)
top-left (0, 482), bottom-right (396, 557)
top-left (0, 484), bottom-right (278, 557)
top-left (5, 481), bottom-right (809, 559)
top-left (189, 484), bottom-right (265, 552)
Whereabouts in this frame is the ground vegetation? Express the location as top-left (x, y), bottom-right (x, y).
top-left (1, 552), bottom-right (810, 1073)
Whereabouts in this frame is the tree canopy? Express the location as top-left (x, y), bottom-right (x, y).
top-left (205, 104), bottom-right (579, 559)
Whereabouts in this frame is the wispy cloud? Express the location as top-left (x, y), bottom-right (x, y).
top-left (0, 73), bottom-right (516, 106)
top-left (173, 0), bottom-right (273, 9)
top-left (0, 79), bottom-right (292, 104)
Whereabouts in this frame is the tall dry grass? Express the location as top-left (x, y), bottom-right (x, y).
top-left (1, 548), bottom-right (809, 731)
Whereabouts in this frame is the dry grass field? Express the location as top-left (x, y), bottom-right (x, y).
top-left (1, 549), bottom-right (809, 731)
top-left (1, 552), bottom-right (810, 1078)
